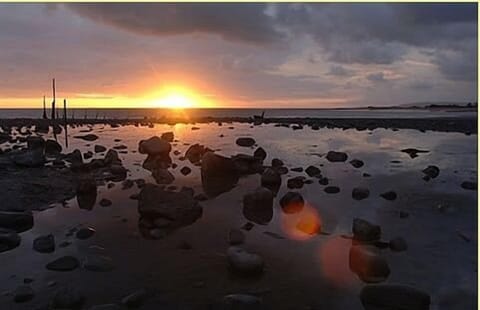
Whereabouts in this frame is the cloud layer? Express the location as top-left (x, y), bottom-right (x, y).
top-left (0, 3), bottom-right (477, 108)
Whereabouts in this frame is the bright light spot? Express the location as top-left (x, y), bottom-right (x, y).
top-left (147, 85), bottom-right (213, 109)
top-left (156, 92), bottom-right (193, 109)
top-left (280, 202), bottom-right (322, 241)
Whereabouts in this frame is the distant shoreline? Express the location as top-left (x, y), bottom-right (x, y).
top-left (0, 116), bottom-right (476, 134)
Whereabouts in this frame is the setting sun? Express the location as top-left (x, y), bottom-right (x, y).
top-left (157, 93), bottom-right (193, 109)
top-left (146, 85), bottom-right (213, 109)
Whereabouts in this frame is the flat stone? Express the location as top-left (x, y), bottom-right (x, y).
top-left (326, 151), bottom-right (348, 162)
top-left (83, 254), bottom-right (114, 272)
top-left (352, 187), bottom-right (370, 200)
top-left (236, 137), bottom-right (256, 147)
top-left (33, 234), bottom-right (55, 253)
top-left (324, 186), bottom-right (340, 194)
top-left (380, 191), bottom-right (397, 201)
top-left (353, 218), bottom-right (381, 242)
top-left (46, 256), bottom-right (80, 271)
top-left (76, 227), bottom-right (96, 240)
top-left (227, 246), bottom-right (264, 275)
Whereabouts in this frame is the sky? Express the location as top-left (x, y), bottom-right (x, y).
top-left (0, 3), bottom-right (477, 108)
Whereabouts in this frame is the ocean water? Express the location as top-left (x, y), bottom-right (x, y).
top-left (0, 122), bottom-right (476, 309)
top-left (0, 108), bottom-right (476, 119)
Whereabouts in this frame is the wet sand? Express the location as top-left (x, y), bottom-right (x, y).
top-left (0, 120), bottom-right (477, 309)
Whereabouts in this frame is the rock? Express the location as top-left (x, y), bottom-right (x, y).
top-left (194, 193), bottom-right (208, 201)
top-left (253, 147), bottom-right (267, 160)
top-left (229, 229), bottom-right (245, 245)
top-left (138, 136), bottom-right (171, 155)
top-left (324, 186), bottom-right (340, 194)
top-left (279, 192), bottom-right (304, 214)
top-left (113, 144), bottom-right (127, 150)
top-left (161, 131), bottom-right (174, 142)
top-left (50, 286), bottom-right (85, 309)
top-left (350, 159), bottom-right (364, 168)
top-left (461, 181), bottom-right (476, 190)
top-left (99, 198), bottom-right (112, 207)
top-left (222, 294), bottom-right (262, 309)
top-left (180, 166), bottom-right (191, 176)
top-left (352, 187), bottom-right (370, 200)
top-left (291, 167), bottom-right (303, 172)
top-left (46, 256), bottom-right (80, 271)
top-left (360, 284), bottom-right (430, 310)
top-left (271, 158), bottom-right (284, 168)
top-left (185, 144), bottom-right (210, 164)
top-left (94, 145), bottom-right (107, 153)
top-left (326, 151), bottom-right (348, 162)
top-left (389, 237), bottom-right (408, 252)
top-left (227, 246), bottom-right (264, 275)
top-left (305, 165), bottom-right (321, 177)
top-left (422, 165), bottom-right (440, 181)
top-left (76, 227), bottom-right (96, 240)
top-left (353, 218), bottom-right (381, 242)
top-left (33, 234), bottom-right (55, 253)
top-left (236, 137), bottom-right (256, 147)
top-left (401, 148), bottom-right (430, 159)
top-left (287, 176), bottom-right (305, 189)
top-left (318, 176), bottom-right (329, 185)
top-left (122, 179), bottom-right (134, 190)
top-left (89, 304), bottom-right (122, 310)
top-left (380, 191), bottom-right (397, 201)
top-left (10, 149), bottom-right (45, 167)
top-left (26, 136), bottom-right (45, 150)
top-left (0, 211), bottom-right (34, 232)
top-left (243, 187), bottom-right (274, 225)
top-left (363, 173), bottom-right (371, 177)
top-left (65, 149), bottom-right (83, 165)
top-left (121, 289), bottom-right (147, 309)
top-left (83, 254), bottom-right (114, 272)
top-left (260, 168), bottom-right (281, 188)
top-left (84, 151), bottom-right (93, 160)
top-left (0, 228), bottom-right (21, 253)
top-left (45, 139), bottom-right (62, 155)
top-left (104, 149), bottom-right (122, 166)
top-left (349, 245), bottom-right (390, 283)
top-left (74, 134), bottom-right (98, 141)
top-left (201, 152), bottom-right (238, 196)
top-left (13, 285), bottom-right (34, 303)
top-left (76, 176), bottom-right (97, 210)
top-left (138, 184), bottom-right (202, 235)
top-left (151, 168), bottom-right (175, 184)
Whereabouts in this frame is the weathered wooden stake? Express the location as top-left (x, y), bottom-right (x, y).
top-left (42, 95), bottom-right (47, 119)
top-left (64, 98), bottom-right (68, 148)
top-left (51, 78), bottom-right (56, 120)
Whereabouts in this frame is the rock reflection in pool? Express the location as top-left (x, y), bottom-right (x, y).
top-left (137, 184), bottom-right (203, 239)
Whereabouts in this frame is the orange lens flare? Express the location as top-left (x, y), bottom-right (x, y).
top-left (318, 236), bottom-right (357, 288)
top-left (280, 202), bottom-right (322, 241)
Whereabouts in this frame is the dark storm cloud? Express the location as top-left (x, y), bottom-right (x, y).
top-left (327, 65), bottom-right (355, 77)
top-left (67, 3), bottom-right (282, 44)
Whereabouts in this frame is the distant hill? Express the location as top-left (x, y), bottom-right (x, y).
top-left (399, 102), bottom-right (477, 108)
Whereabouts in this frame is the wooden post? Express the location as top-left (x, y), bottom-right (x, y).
top-left (63, 98), bottom-right (68, 148)
top-left (51, 78), bottom-right (56, 120)
top-left (42, 96), bottom-right (47, 119)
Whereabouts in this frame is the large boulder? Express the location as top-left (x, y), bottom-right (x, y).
top-left (0, 211), bottom-right (34, 232)
top-left (360, 285), bottom-right (430, 310)
top-left (138, 136), bottom-right (171, 155)
top-left (185, 144), bottom-right (211, 164)
top-left (26, 136), bottom-right (45, 150)
top-left (76, 176), bottom-right (97, 211)
top-left (201, 152), bottom-right (239, 197)
top-left (151, 168), bottom-right (174, 184)
top-left (138, 184), bottom-right (203, 237)
top-left (353, 218), bottom-right (381, 242)
top-left (243, 187), bottom-right (273, 225)
top-left (160, 131), bottom-right (174, 142)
